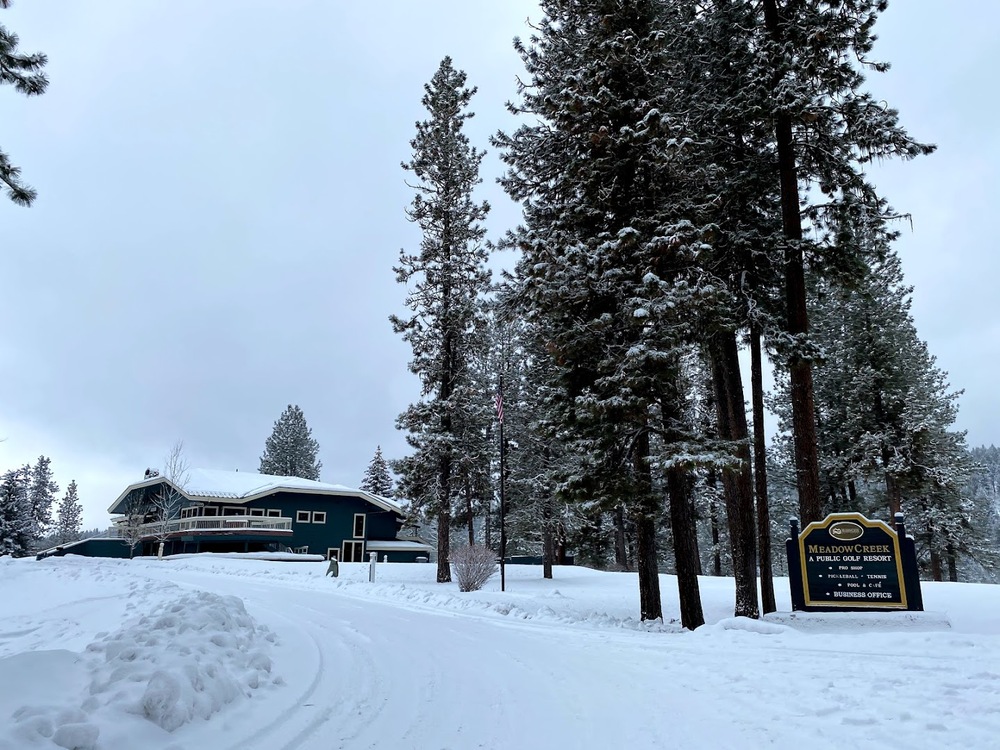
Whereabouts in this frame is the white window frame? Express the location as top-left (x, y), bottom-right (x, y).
top-left (292, 546), bottom-right (309, 554)
top-left (223, 506), bottom-right (243, 516)
top-left (312, 511), bottom-right (327, 524)
top-left (353, 513), bottom-right (366, 539)
top-left (296, 510), bottom-right (311, 523)
top-left (249, 508), bottom-right (265, 517)
top-left (327, 547), bottom-right (339, 561)
top-left (267, 509), bottom-right (281, 517)
top-left (203, 506), bottom-right (218, 517)
top-left (343, 540), bottom-right (364, 562)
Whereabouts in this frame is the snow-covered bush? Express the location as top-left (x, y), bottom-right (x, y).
top-left (451, 545), bottom-right (498, 592)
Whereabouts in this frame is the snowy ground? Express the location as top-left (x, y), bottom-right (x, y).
top-left (1, 555), bottom-right (998, 749)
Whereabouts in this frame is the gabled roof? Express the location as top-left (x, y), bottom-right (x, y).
top-left (108, 468), bottom-right (404, 516)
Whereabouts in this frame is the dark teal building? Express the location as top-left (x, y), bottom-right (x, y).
top-left (90, 468), bottom-right (432, 562)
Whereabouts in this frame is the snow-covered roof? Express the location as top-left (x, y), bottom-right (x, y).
top-left (108, 469), bottom-right (403, 515)
top-left (366, 540), bottom-right (434, 552)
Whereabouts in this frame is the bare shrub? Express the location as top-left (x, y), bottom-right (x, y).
top-left (451, 544), bottom-right (498, 592)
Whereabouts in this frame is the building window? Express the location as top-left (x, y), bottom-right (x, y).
top-left (312, 511), bottom-right (327, 524)
top-left (293, 546), bottom-right (309, 554)
top-left (343, 540), bottom-right (364, 562)
top-left (327, 548), bottom-right (339, 561)
top-left (267, 509), bottom-right (281, 517)
top-left (296, 510), bottom-right (311, 523)
top-left (249, 508), bottom-right (265, 517)
top-left (353, 514), bottom-right (366, 539)
top-left (223, 506), bottom-right (243, 516)
top-left (203, 506), bottom-right (218, 517)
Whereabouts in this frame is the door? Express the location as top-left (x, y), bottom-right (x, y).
top-left (342, 540), bottom-right (364, 562)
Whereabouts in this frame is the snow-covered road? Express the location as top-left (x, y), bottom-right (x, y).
top-left (3, 556), bottom-right (1000, 749)
top-left (141, 560), bottom-right (1000, 750)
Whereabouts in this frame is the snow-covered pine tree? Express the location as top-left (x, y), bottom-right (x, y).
top-left (0, 465), bottom-right (33, 556)
top-left (55, 480), bottom-right (82, 545)
top-left (661, 0), bottom-right (787, 617)
top-left (496, 0), bottom-right (725, 625)
top-left (391, 57), bottom-right (491, 584)
top-left (360, 446), bottom-right (394, 498)
top-left (783, 234), bottom-right (991, 580)
top-left (28, 455), bottom-right (58, 540)
top-left (0, 2), bottom-right (48, 205)
top-left (755, 0), bottom-right (935, 525)
top-left (258, 405), bottom-right (322, 480)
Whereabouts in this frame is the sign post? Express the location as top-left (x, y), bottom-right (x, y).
top-left (786, 512), bottom-right (923, 612)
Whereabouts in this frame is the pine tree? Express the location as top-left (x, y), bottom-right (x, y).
top-left (55, 480), bottom-right (82, 545)
top-left (496, 0), bottom-right (726, 624)
top-left (360, 446), bottom-right (394, 497)
top-left (0, 465), bottom-right (33, 556)
top-left (391, 57), bottom-right (491, 584)
top-left (0, 1), bottom-right (48, 205)
top-left (258, 405), bottom-right (322, 480)
top-left (756, 0), bottom-right (935, 524)
top-left (28, 455), bottom-right (58, 539)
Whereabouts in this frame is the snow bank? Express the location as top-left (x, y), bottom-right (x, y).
top-left (0, 590), bottom-right (278, 749)
top-left (763, 609), bottom-right (953, 632)
top-left (166, 551), bottom-right (325, 562)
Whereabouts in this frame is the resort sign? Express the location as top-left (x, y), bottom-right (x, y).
top-left (786, 512), bottom-right (923, 612)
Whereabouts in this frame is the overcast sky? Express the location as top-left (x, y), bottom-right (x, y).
top-left (2, 1), bottom-right (997, 530)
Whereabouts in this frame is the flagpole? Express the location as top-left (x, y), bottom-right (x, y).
top-left (498, 375), bottom-right (506, 593)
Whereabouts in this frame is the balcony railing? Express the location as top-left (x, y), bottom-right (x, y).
top-left (112, 515), bottom-right (293, 538)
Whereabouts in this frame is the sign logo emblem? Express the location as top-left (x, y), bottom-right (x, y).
top-left (829, 521), bottom-right (864, 542)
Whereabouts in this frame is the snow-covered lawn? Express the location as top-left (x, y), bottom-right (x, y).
top-left (1, 555), bottom-right (998, 749)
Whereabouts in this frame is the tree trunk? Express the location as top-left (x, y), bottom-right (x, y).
top-left (668, 468), bottom-right (704, 629)
top-left (542, 497), bottom-right (554, 579)
top-left (750, 326), bottom-right (776, 614)
top-left (688, 489), bottom-right (703, 576)
top-left (436, 508), bottom-right (451, 583)
top-left (633, 425), bottom-right (663, 621)
top-left (614, 505), bottom-right (629, 570)
top-left (884, 471), bottom-right (902, 518)
top-left (930, 548), bottom-right (943, 582)
top-left (946, 540), bottom-right (958, 583)
top-left (762, 0), bottom-right (823, 526)
top-left (709, 473), bottom-right (722, 577)
top-left (465, 477), bottom-right (475, 546)
top-left (436, 449), bottom-right (453, 583)
top-left (709, 329), bottom-right (760, 619)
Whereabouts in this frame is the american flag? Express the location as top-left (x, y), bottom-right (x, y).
top-left (495, 392), bottom-right (504, 424)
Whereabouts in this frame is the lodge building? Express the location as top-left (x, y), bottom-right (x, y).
top-left (43, 468), bottom-right (432, 562)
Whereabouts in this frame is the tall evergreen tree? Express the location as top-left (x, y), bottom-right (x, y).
top-left (496, 0), bottom-right (724, 624)
top-left (391, 57), bottom-right (491, 584)
top-left (28, 455), bottom-right (58, 538)
top-left (258, 404), bottom-right (322, 480)
top-left (360, 446), bottom-right (394, 497)
top-left (55, 480), bottom-right (83, 545)
top-left (0, 0), bottom-right (48, 205)
top-left (756, 0), bottom-right (935, 524)
top-left (0, 465), bottom-right (33, 555)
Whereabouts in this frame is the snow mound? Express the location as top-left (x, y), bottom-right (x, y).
top-left (699, 616), bottom-right (792, 636)
top-left (762, 610), bottom-right (952, 633)
top-left (330, 580), bottom-right (684, 633)
top-left (85, 591), bottom-right (277, 732)
top-left (0, 591), bottom-right (278, 749)
top-left (166, 551), bottom-right (325, 562)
